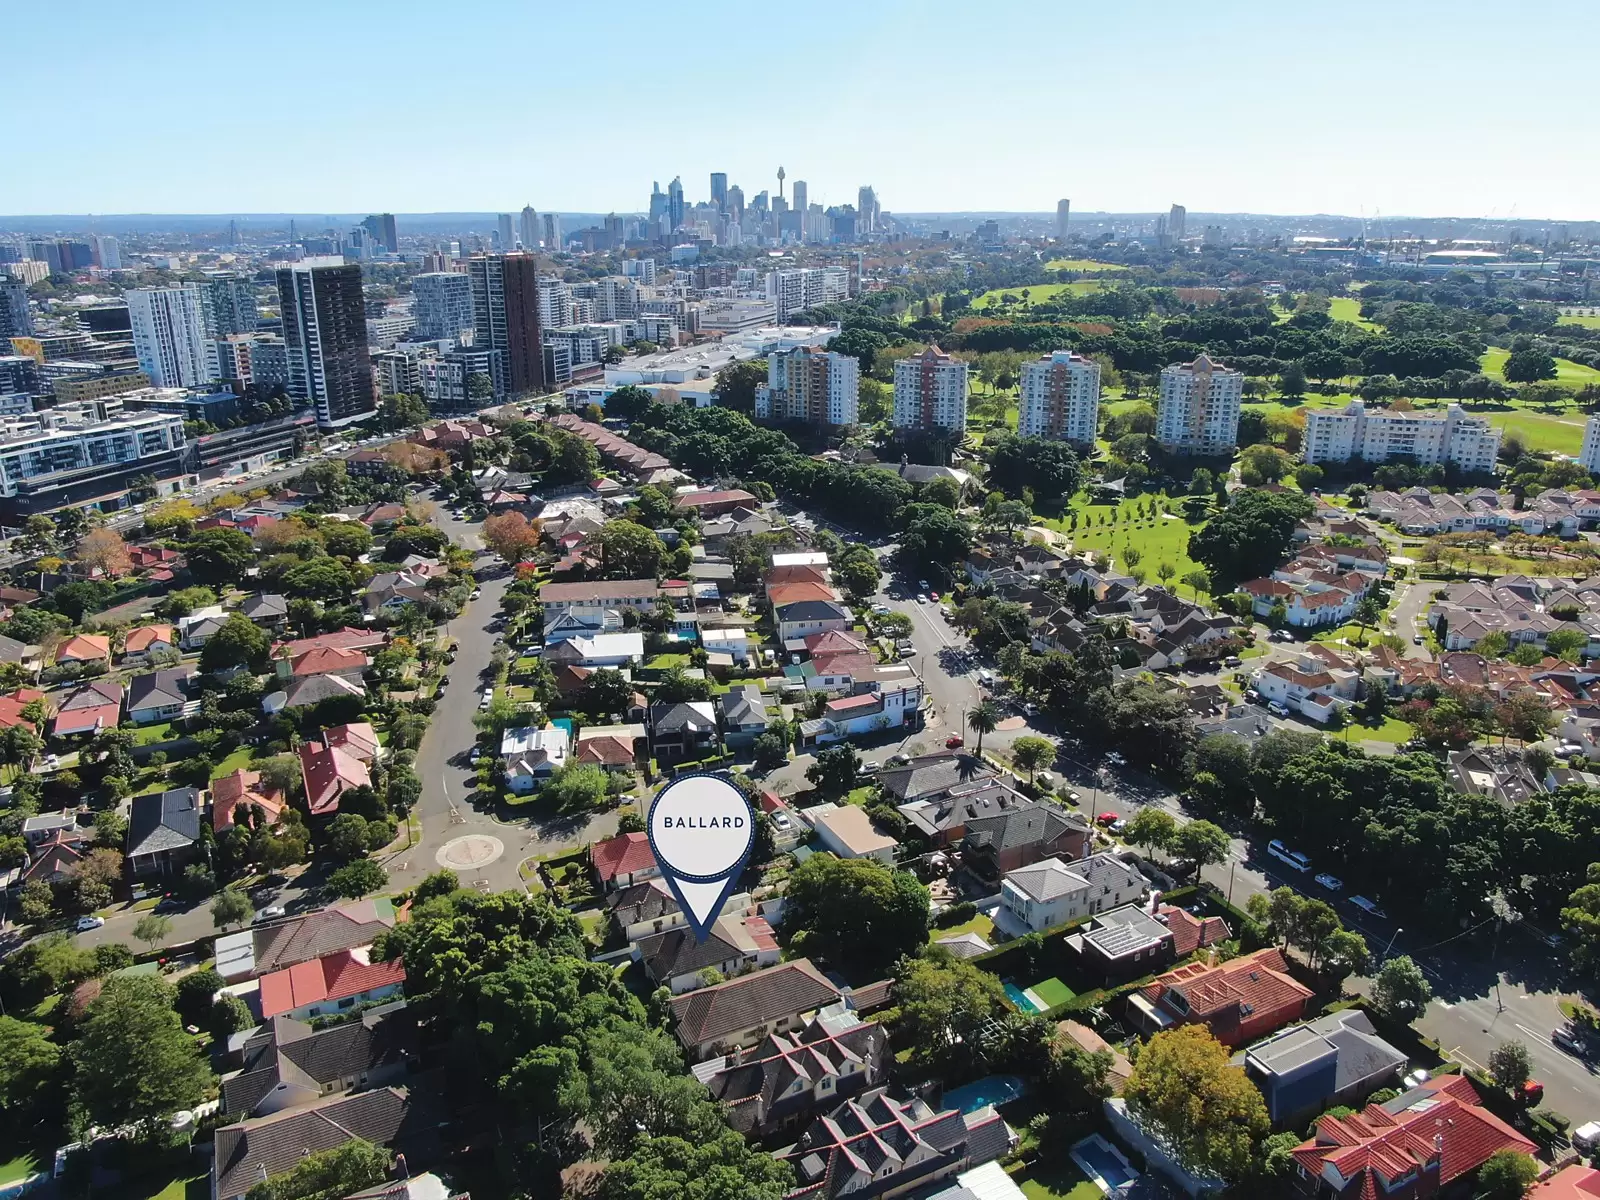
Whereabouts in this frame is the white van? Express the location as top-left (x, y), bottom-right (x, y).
top-left (1268, 839), bottom-right (1312, 872)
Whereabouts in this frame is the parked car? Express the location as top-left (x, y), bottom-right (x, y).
top-left (1554, 1025), bottom-right (1587, 1056)
top-left (1350, 894), bottom-right (1388, 919)
top-left (75, 915), bottom-right (104, 932)
top-left (770, 812), bottom-right (793, 832)
top-left (1412, 635), bottom-right (1424, 645)
top-left (886, 753), bottom-right (910, 767)
top-left (1223, 656), bottom-right (1242, 668)
top-left (1110, 818), bottom-right (1127, 834)
top-left (945, 735), bottom-right (965, 749)
top-left (257, 905), bottom-right (287, 921)
top-left (1097, 811), bottom-right (1119, 825)
top-left (916, 594), bottom-right (928, 604)
top-left (470, 588), bottom-right (482, 600)
top-left (861, 761), bottom-right (881, 775)
top-left (1267, 700), bottom-right (1291, 718)
top-left (871, 604), bottom-right (891, 615)
top-left (1314, 872), bottom-right (1344, 891)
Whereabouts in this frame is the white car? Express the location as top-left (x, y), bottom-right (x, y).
top-left (871, 604), bottom-right (891, 615)
top-left (75, 915), bottom-right (105, 932)
top-left (257, 905), bottom-right (287, 921)
top-left (479, 693), bottom-right (493, 710)
top-left (470, 589), bottom-right (482, 600)
top-left (916, 594), bottom-right (928, 604)
top-left (1314, 872), bottom-right (1344, 891)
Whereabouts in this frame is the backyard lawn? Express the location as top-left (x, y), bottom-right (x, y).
top-left (932, 911), bottom-right (996, 944)
top-left (1029, 977), bottom-right (1076, 1008)
top-left (131, 721), bottom-right (174, 746)
top-left (645, 653), bottom-right (690, 670)
top-left (1345, 715), bottom-right (1414, 744)
top-left (1009, 1160), bottom-right (1102, 1200)
top-left (209, 745), bottom-right (256, 779)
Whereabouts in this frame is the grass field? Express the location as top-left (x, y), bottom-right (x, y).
top-left (973, 281), bottom-right (1109, 309)
top-left (210, 745), bottom-right (255, 779)
top-left (1328, 296), bottom-right (1380, 330)
top-left (933, 911), bottom-right (996, 943)
top-left (1010, 1160), bottom-right (1102, 1200)
top-left (1347, 715), bottom-right (1414, 744)
top-left (1049, 506), bottom-right (1203, 580)
top-left (1485, 408), bottom-right (1587, 455)
top-left (1029, 976), bottom-right (1076, 1007)
top-left (1045, 258), bottom-right (1128, 273)
top-left (1481, 346), bottom-right (1600, 388)
top-left (1559, 314), bottom-right (1600, 329)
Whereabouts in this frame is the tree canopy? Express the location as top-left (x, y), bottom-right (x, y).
top-left (1125, 1025), bottom-right (1269, 1182)
top-left (780, 853), bottom-right (929, 973)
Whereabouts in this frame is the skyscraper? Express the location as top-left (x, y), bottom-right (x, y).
top-left (1056, 199), bottom-right (1071, 241)
top-left (468, 253), bottom-right (544, 396)
top-left (667, 177), bottom-right (685, 232)
top-left (791, 182), bottom-right (808, 239)
top-left (0, 276), bottom-right (31, 339)
top-left (519, 205), bottom-right (539, 250)
top-left (858, 187), bottom-right (878, 235)
top-left (543, 213), bottom-right (561, 250)
top-left (276, 261), bottom-right (377, 429)
top-left (1155, 355), bottom-right (1242, 454)
top-left (496, 213), bottom-right (515, 250)
top-left (1018, 350), bottom-right (1101, 447)
top-left (727, 186), bottom-right (745, 223)
top-left (413, 272), bottom-right (475, 341)
top-left (1169, 204), bottom-right (1187, 241)
top-left (127, 285), bottom-right (215, 387)
top-left (208, 274), bottom-right (258, 335)
top-left (710, 173), bottom-right (728, 212)
top-left (92, 234), bottom-right (121, 270)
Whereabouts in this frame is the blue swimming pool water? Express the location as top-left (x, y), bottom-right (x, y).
top-left (1072, 1136), bottom-right (1139, 1191)
top-left (1003, 982), bottom-right (1046, 1012)
top-left (942, 1074), bottom-right (1026, 1114)
top-left (550, 717), bottom-right (576, 738)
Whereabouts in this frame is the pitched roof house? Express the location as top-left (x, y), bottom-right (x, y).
top-left (56, 633), bottom-right (111, 664)
top-left (591, 831), bottom-right (659, 890)
top-left (299, 738), bottom-right (372, 817)
top-left (50, 678), bottom-right (123, 736)
top-left (212, 768), bottom-right (287, 833)
top-left (257, 948), bottom-right (407, 1021)
top-left (1130, 947), bottom-right (1313, 1047)
top-left (126, 666), bottom-right (195, 725)
top-left (122, 623), bottom-right (176, 659)
top-left (669, 957), bottom-right (846, 1060)
top-left (126, 787), bottom-right (203, 878)
top-left (221, 1002), bottom-right (418, 1118)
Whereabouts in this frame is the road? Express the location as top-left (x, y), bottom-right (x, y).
top-left (1388, 579), bottom-right (1434, 659)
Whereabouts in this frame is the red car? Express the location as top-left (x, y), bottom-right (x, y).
top-left (945, 735), bottom-right (965, 749)
top-left (1098, 812), bottom-right (1120, 825)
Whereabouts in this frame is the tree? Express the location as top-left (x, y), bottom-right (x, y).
top-left (752, 729), bottom-right (790, 772)
top-left (376, 392), bottom-right (430, 432)
top-left (578, 668), bottom-right (636, 719)
top-left (967, 700), bottom-right (1000, 754)
top-left (1188, 489), bottom-right (1315, 590)
top-left (321, 520), bottom-right (374, 560)
top-left (1371, 955), bottom-right (1432, 1024)
top-left (1293, 463), bottom-right (1325, 492)
top-left (896, 503), bottom-right (973, 577)
top-left (70, 975), bottom-right (211, 1132)
top-left (132, 913), bottom-right (172, 950)
top-left (1125, 1025), bottom-right (1269, 1182)
top-left (544, 762), bottom-right (610, 812)
top-left (1156, 561), bottom-right (1176, 587)
top-left (1010, 735), bottom-right (1055, 775)
top-left (1278, 360), bottom-right (1307, 398)
top-left (326, 858), bottom-right (386, 899)
top-left (834, 548), bottom-right (882, 601)
top-left (1504, 349), bottom-right (1558, 384)
top-left (598, 1130), bottom-right (792, 1200)
top-left (893, 952), bottom-right (1007, 1075)
top-left (1476, 1149), bottom-right (1539, 1200)
top-left (327, 813), bottom-right (374, 861)
top-left (1181, 568), bottom-right (1212, 599)
top-left (593, 520), bottom-right (667, 580)
top-left (211, 887), bottom-right (253, 930)
top-left (184, 527), bottom-right (256, 587)
top-left (781, 853), bottom-right (929, 972)
top-left (710, 359), bottom-right (768, 415)
top-left (482, 511), bottom-right (543, 564)
top-left (75, 528), bottom-right (133, 577)
top-left (1126, 808), bottom-right (1176, 855)
top-left (200, 611), bottom-right (272, 674)
top-left (805, 744), bottom-right (861, 798)
top-left (1170, 819), bottom-right (1229, 871)
top-left (243, 1139), bottom-right (392, 1200)
top-left (0, 1015), bottom-right (63, 1122)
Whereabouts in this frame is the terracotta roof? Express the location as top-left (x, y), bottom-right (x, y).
top-left (1140, 947), bottom-right (1312, 1038)
top-left (50, 679), bottom-right (123, 735)
top-left (574, 734), bottom-right (636, 767)
top-left (258, 949), bottom-right (405, 1019)
top-left (539, 579), bottom-right (660, 603)
top-left (276, 627), bottom-right (387, 658)
top-left (675, 488), bottom-right (758, 509)
top-left (123, 624), bottom-right (175, 654)
top-left (212, 768), bottom-right (287, 833)
top-left (0, 688), bottom-right (44, 729)
top-left (299, 739), bottom-right (371, 816)
top-left (670, 957), bottom-right (841, 1047)
top-left (1159, 904), bottom-right (1230, 956)
top-left (291, 645), bottom-right (367, 677)
top-left (1533, 1164), bottom-right (1600, 1200)
top-left (768, 581), bottom-right (841, 608)
top-left (325, 721), bottom-right (381, 763)
top-left (591, 831), bottom-right (656, 883)
top-left (768, 565), bottom-right (831, 590)
top-left (56, 633), bottom-right (110, 663)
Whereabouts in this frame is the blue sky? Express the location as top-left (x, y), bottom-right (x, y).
top-left (6, 0), bottom-right (1596, 219)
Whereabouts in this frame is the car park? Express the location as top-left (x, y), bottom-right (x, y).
top-left (1314, 873), bottom-right (1344, 891)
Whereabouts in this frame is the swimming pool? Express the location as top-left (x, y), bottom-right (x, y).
top-left (1071, 1135), bottom-right (1140, 1193)
top-left (942, 1074), bottom-right (1026, 1114)
top-left (1003, 982), bottom-right (1048, 1013)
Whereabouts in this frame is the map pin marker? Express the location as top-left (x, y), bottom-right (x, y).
top-left (647, 772), bottom-right (756, 943)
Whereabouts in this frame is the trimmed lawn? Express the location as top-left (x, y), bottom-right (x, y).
top-left (845, 786), bottom-right (876, 807)
top-left (1046, 503), bottom-right (1203, 581)
top-left (1044, 258), bottom-right (1129, 273)
top-left (1328, 296), bottom-right (1379, 330)
top-left (0, 1150), bottom-right (39, 1185)
top-left (1482, 346), bottom-right (1600, 388)
top-left (1029, 976), bottom-right (1076, 1007)
top-left (1348, 715), bottom-right (1413, 744)
top-left (210, 745), bottom-right (255, 779)
top-left (1559, 314), bottom-right (1600, 329)
top-left (933, 911), bottom-right (996, 943)
top-left (1484, 409), bottom-right (1586, 456)
top-left (1010, 1160), bottom-right (1102, 1200)
top-left (645, 653), bottom-right (690, 670)
top-left (973, 283), bottom-right (1077, 309)
top-left (131, 721), bottom-right (174, 746)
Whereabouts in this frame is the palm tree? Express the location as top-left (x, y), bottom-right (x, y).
top-left (967, 701), bottom-right (1000, 755)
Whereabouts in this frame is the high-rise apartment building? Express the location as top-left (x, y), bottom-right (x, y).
top-left (755, 347), bottom-right (859, 427)
top-left (538, 278), bottom-right (573, 330)
top-left (1018, 350), bottom-right (1101, 446)
top-left (127, 285), bottom-right (216, 388)
top-left (92, 235), bottom-right (121, 270)
top-left (0, 276), bottom-right (30, 339)
top-left (893, 346), bottom-right (968, 433)
top-left (1169, 204), bottom-right (1187, 241)
top-left (727, 185), bottom-right (745, 223)
top-left (710, 173), bottom-right (728, 212)
top-left (767, 268), bottom-right (849, 322)
top-left (1154, 355), bottom-right (1243, 455)
top-left (519, 205), bottom-right (539, 250)
top-left (1056, 199), bottom-right (1071, 241)
top-left (1303, 400), bottom-right (1500, 472)
top-left (858, 187), bottom-right (878, 235)
top-left (467, 253), bottom-right (544, 396)
top-left (276, 261), bottom-right (377, 429)
top-left (207, 274), bottom-right (258, 335)
top-left (1582, 416), bottom-right (1600, 477)
top-left (667, 177), bottom-right (685, 231)
top-left (412, 272), bottom-right (475, 342)
top-left (543, 213), bottom-right (560, 250)
top-left (496, 213), bottom-right (514, 250)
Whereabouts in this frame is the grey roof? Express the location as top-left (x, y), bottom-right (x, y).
top-left (878, 752), bottom-right (995, 803)
top-left (719, 685), bottom-right (767, 729)
top-left (221, 1002), bottom-right (417, 1117)
top-left (127, 787), bottom-right (202, 857)
top-left (964, 805), bottom-right (1090, 857)
top-left (606, 880), bottom-right (680, 927)
top-left (127, 666), bottom-right (194, 712)
top-left (0, 634), bottom-right (33, 663)
top-left (637, 925), bottom-right (743, 982)
top-left (241, 593), bottom-right (289, 619)
top-left (1242, 1009), bottom-right (1407, 1094)
top-left (252, 901), bottom-right (397, 974)
top-left (774, 598), bottom-right (850, 622)
top-left (281, 672), bottom-right (365, 708)
top-left (934, 932), bottom-right (993, 960)
top-left (900, 781), bottom-right (1033, 837)
top-left (1080, 904), bottom-right (1172, 959)
top-left (1005, 851), bottom-right (1140, 903)
top-left (650, 700), bottom-right (718, 735)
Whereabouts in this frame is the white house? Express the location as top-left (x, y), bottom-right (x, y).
top-left (501, 724), bottom-right (571, 793)
top-left (178, 605), bottom-right (229, 650)
top-left (1000, 852), bottom-right (1147, 934)
top-left (1252, 662), bottom-right (1359, 722)
top-left (800, 802), bottom-right (898, 864)
top-left (797, 680), bottom-right (924, 747)
top-left (545, 632), bottom-right (645, 670)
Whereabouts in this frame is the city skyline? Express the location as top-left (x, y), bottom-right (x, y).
top-left (6, 0), bottom-right (1599, 221)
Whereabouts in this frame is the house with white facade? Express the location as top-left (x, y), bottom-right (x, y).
top-left (1303, 400), bottom-right (1500, 471)
top-left (796, 679), bottom-right (924, 747)
top-left (544, 632), bottom-right (645, 670)
top-left (501, 724), bottom-right (571, 793)
top-left (1000, 852), bottom-right (1147, 935)
top-left (1251, 656), bottom-right (1361, 723)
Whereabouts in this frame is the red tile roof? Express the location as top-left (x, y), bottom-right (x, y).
top-left (276, 627), bottom-right (387, 658)
top-left (1291, 1075), bottom-right (1534, 1200)
top-left (574, 734), bottom-right (636, 767)
top-left (325, 722), bottom-right (381, 763)
top-left (1140, 947), bottom-right (1312, 1044)
top-left (674, 489), bottom-right (758, 510)
top-left (56, 634), bottom-right (110, 663)
top-left (768, 582), bottom-right (840, 608)
top-left (1159, 905), bottom-right (1230, 957)
top-left (211, 768), bottom-right (287, 832)
top-left (1533, 1164), bottom-right (1600, 1199)
top-left (0, 688), bottom-right (44, 729)
top-left (768, 565), bottom-right (831, 591)
top-left (591, 831), bottom-right (656, 883)
top-left (299, 740), bottom-right (371, 816)
top-left (291, 645), bottom-right (367, 677)
top-left (123, 624), bottom-right (175, 654)
top-left (257, 949), bottom-right (405, 1019)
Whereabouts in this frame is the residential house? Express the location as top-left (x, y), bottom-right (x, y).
top-left (720, 685), bottom-right (770, 747)
top-left (268, 671), bottom-right (366, 714)
top-left (1000, 852), bottom-right (1146, 934)
top-left (539, 578), bottom-right (661, 623)
top-left (126, 787), bottom-right (204, 878)
top-left (775, 598), bottom-right (851, 646)
top-left (797, 679), bottom-right (924, 748)
top-left (700, 625), bottom-right (751, 665)
top-left (215, 898), bottom-right (402, 982)
top-left (675, 488), bottom-right (759, 518)
top-left (780, 1087), bottom-right (1015, 1200)
top-left (257, 948), bottom-right (407, 1021)
top-left (21, 809), bottom-right (85, 849)
top-left (879, 753), bottom-right (998, 806)
top-left (635, 913), bottom-right (780, 993)
top-left (1531, 1164), bottom-right (1600, 1199)
top-left (126, 666), bottom-right (196, 725)
top-left (364, 567), bottom-right (441, 613)
top-left (21, 832), bottom-right (87, 887)
top-left (544, 632), bottom-right (645, 669)
top-left (898, 780), bottom-right (1037, 848)
top-left (1240, 1009), bottom-right (1408, 1126)
top-left (1129, 947), bottom-right (1314, 1047)
top-left (277, 627), bottom-right (388, 658)
top-left (669, 957), bottom-right (847, 1061)
top-left (608, 877), bottom-right (752, 945)
top-left (211, 1088), bottom-right (434, 1200)
top-left (299, 737), bottom-right (372, 817)
top-left (1067, 903), bottom-right (1230, 987)
top-left (962, 805), bottom-right (1093, 884)
top-left (0, 634), bottom-right (42, 675)
top-left (694, 1006), bottom-right (888, 1140)
top-left (212, 768), bottom-right (286, 833)
top-left (0, 687), bottom-right (45, 729)
top-left (1058, 1020), bottom-right (1134, 1095)
top-left (50, 678), bottom-right (123, 736)
top-left (591, 831), bottom-right (660, 891)
top-left (801, 805), bottom-right (899, 864)
top-left (179, 605), bottom-right (229, 649)
top-left (1252, 659), bottom-right (1360, 723)
top-left (649, 700), bottom-right (720, 763)
top-left (787, 629), bottom-right (875, 691)
top-left (501, 724), bottom-right (571, 793)
top-left (1447, 747), bottom-right (1541, 808)
top-left (544, 608), bottom-right (624, 644)
top-left (121, 623), bottom-right (176, 663)
top-left (1289, 1075), bottom-right (1536, 1200)
top-left (220, 1002), bottom-right (418, 1118)
top-left (702, 508), bottom-right (773, 548)
top-left (55, 633), bottom-right (111, 666)
top-left (240, 594), bottom-right (290, 630)
top-left (325, 721), bottom-right (382, 765)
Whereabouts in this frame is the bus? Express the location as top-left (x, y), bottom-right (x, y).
top-left (1268, 839), bottom-right (1312, 873)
